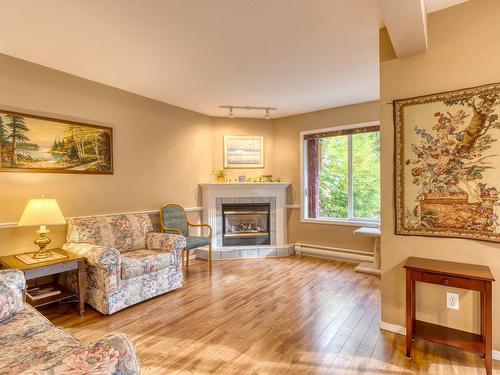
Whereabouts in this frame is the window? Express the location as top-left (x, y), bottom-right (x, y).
top-left (302, 122), bottom-right (380, 225)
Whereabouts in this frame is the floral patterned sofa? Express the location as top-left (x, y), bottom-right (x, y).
top-left (0, 269), bottom-right (140, 374)
top-left (62, 213), bottom-right (186, 315)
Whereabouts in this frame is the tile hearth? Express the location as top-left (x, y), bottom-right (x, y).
top-left (195, 244), bottom-right (295, 260)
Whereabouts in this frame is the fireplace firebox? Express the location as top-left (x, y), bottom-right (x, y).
top-left (222, 203), bottom-right (270, 246)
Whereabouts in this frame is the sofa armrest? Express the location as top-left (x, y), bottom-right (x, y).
top-left (63, 243), bottom-right (120, 269)
top-left (146, 232), bottom-right (186, 267)
top-left (0, 269), bottom-right (25, 292)
top-left (63, 243), bottom-right (121, 293)
top-left (26, 333), bottom-right (140, 374)
top-left (0, 269), bottom-right (25, 320)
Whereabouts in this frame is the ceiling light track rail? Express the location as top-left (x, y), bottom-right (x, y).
top-left (219, 105), bottom-right (277, 120)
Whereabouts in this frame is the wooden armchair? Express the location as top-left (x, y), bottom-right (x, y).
top-left (160, 203), bottom-right (212, 271)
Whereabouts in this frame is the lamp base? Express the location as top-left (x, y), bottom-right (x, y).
top-left (32, 225), bottom-right (53, 259)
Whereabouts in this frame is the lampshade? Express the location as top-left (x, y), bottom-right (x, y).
top-left (18, 198), bottom-right (66, 227)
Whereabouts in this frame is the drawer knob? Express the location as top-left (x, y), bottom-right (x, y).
top-left (443, 278), bottom-right (449, 285)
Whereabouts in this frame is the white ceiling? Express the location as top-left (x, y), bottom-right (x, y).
top-left (426, 0), bottom-right (469, 13)
top-left (0, 0), bottom-right (468, 119)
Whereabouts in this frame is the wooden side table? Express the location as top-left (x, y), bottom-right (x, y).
top-left (0, 248), bottom-right (86, 316)
top-left (404, 257), bottom-right (495, 375)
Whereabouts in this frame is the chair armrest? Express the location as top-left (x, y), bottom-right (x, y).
top-left (0, 269), bottom-right (25, 292)
top-left (63, 243), bottom-right (121, 292)
top-left (62, 243), bottom-right (120, 269)
top-left (28, 333), bottom-right (140, 374)
top-left (188, 222), bottom-right (212, 238)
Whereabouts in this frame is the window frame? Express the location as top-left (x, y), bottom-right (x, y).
top-left (300, 121), bottom-right (380, 228)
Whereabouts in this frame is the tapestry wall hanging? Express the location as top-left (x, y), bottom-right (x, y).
top-left (0, 109), bottom-right (113, 174)
top-left (395, 83), bottom-right (500, 243)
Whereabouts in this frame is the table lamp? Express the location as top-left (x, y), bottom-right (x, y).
top-left (18, 197), bottom-right (66, 259)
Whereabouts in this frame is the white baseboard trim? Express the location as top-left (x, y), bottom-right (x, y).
top-left (295, 243), bottom-right (373, 264)
top-left (380, 321), bottom-right (406, 335)
top-left (380, 321), bottom-right (500, 361)
top-left (0, 207), bottom-right (203, 229)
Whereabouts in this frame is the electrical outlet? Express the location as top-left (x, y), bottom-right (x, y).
top-left (447, 292), bottom-right (459, 310)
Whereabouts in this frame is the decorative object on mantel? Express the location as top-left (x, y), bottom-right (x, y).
top-left (353, 227), bottom-right (380, 276)
top-left (238, 175), bottom-right (246, 183)
top-left (224, 135), bottom-right (264, 168)
top-left (213, 168), bottom-right (228, 182)
top-left (395, 82), bottom-right (500, 243)
top-left (0, 109), bottom-right (113, 174)
top-left (17, 197), bottom-right (66, 259)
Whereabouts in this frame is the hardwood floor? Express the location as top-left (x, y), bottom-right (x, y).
top-left (41, 256), bottom-right (499, 374)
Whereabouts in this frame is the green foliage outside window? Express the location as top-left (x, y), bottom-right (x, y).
top-left (318, 131), bottom-right (380, 220)
top-left (319, 136), bottom-right (348, 218)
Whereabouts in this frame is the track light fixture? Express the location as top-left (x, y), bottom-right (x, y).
top-left (220, 105), bottom-right (277, 120)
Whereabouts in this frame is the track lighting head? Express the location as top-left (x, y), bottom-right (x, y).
top-left (228, 107), bottom-right (234, 119)
top-left (265, 109), bottom-right (270, 120)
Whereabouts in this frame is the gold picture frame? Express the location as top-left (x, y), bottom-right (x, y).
top-left (0, 109), bottom-right (113, 174)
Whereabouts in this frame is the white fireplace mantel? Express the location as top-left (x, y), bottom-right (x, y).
top-left (199, 182), bottom-right (291, 189)
top-left (200, 182), bottom-right (291, 247)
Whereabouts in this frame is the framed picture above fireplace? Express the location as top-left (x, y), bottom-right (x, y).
top-left (224, 135), bottom-right (264, 168)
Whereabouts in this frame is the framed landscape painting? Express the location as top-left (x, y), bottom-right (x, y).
top-left (395, 82), bottom-right (500, 243)
top-left (0, 110), bottom-right (113, 174)
top-left (224, 135), bottom-right (264, 168)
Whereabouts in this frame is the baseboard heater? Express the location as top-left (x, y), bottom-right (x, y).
top-left (295, 243), bottom-right (374, 264)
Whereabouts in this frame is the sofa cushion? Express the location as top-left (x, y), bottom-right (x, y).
top-left (121, 249), bottom-right (175, 280)
top-left (0, 327), bottom-right (82, 374)
top-left (0, 304), bottom-right (52, 347)
top-left (66, 213), bottom-right (154, 253)
top-left (185, 235), bottom-right (210, 250)
top-left (23, 333), bottom-right (141, 375)
top-left (0, 279), bottom-right (24, 323)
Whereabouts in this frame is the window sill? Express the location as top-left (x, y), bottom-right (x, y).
top-left (301, 218), bottom-right (380, 228)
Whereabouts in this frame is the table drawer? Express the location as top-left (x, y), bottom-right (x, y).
top-left (422, 272), bottom-right (470, 289)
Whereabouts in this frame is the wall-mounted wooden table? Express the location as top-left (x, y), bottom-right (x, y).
top-left (353, 227), bottom-right (381, 276)
top-left (404, 257), bottom-right (494, 375)
top-left (0, 248), bottom-right (85, 316)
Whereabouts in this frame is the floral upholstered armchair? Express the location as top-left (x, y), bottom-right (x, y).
top-left (160, 203), bottom-right (212, 271)
top-left (0, 269), bottom-right (140, 374)
top-left (62, 213), bottom-right (186, 315)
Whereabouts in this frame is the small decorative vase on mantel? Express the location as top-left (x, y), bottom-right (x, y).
top-left (214, 168), bottom-right (228, 183)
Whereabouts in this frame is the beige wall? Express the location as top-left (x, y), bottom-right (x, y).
top-left (211, 117), bottom-right (275, 179)
top-left (0, 53), bottom-right (380, 257)
top-left (380, 0), bottom-right (500, 349)
top-left (0, 54), bottom-right (210, 255)
top-left (275, 101), bottom-right (379, 251)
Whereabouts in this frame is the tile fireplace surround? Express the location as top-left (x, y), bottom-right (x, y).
top-left (198, 183), bottom-right (295, 260)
